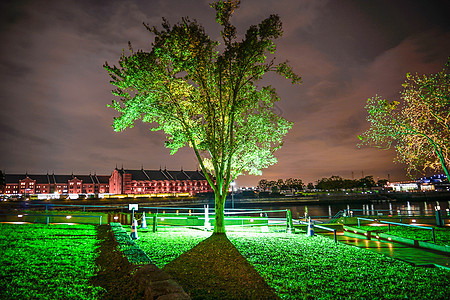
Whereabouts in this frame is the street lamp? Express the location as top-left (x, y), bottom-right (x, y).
top-left (230, 181), bottom-right (236, 209)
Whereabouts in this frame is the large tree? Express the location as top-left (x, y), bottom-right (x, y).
top-left (358, 59), bottom-right (450, 179)
top-left (104, 0), bottom-right (301, 234)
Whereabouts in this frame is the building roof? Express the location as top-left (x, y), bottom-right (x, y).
top-left (72, 175), bottom-right (94, 184)
top-left (5, 174), bottom-right (27, 184)
top-left (5, 174), bottom-right (53, 184)
top-left (5, 173), bottom-right (110, 185)
top-left (122, 169), bottom-right (209, 181)
top-left (95, 175), bottom-right (110, 184)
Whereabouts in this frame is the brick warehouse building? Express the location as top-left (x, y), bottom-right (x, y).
top-left (1, 168), bottom-right (213, 196)
top-left (109, 168), bottom-right (213, 196)
top-left (2, 173), bottom-right (110, 195)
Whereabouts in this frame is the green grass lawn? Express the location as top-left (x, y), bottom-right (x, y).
top-left (0, 223), bottom-right (104, 300)
top-left (133, 227), bottom-right (450, 299)
top-left (133, 227), bottom-right (210, 268)
top-left (357, 225), bottom-right (450, 246)
top-left (228, 232), bottom-right (450, 299)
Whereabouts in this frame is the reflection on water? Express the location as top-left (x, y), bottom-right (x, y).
top-left (264, 199), bottom-right (450, 219)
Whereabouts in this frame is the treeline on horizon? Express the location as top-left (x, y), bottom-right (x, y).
top-left (257, 175), bottom-right (388, 192)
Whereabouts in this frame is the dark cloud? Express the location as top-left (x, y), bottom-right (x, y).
top-left (1, 0), bottom-right (449, 187)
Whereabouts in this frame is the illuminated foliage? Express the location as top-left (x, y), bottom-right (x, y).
top-left (104, 1), bottom-right (301, 233)
top-left (359, 59), bottom-right (450, 178)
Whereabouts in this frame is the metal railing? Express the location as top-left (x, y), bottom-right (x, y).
top-left (297, 219), bottom-right (338, 243)
top-left (139, 206), bottom-right (290, 233)
top-left (0, 213), bottom-right (103, 225)
top-left (356, 217), bottom-right (436, 243)
top-left (26, 203), bottom-right (125, 212)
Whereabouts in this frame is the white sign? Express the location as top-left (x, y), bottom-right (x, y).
top-left (128, 204), bottom-right (139, 211)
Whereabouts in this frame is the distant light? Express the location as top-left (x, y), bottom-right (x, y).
top-left (66, 216), bottom-right (72, 219)
top-left (388, 237), bottom-right (392, 241)
top-left (18, 214), bottom-right (23, 218)
top-left (160, 217), bottom-right (165, 221)
top-left (250, 219), bottom-right (254, 222)
top-left (375, 235), bottom-right (379, 239)
top-left (113, 216), bottom-right (119, 220)
top-left (411, 219), bottom-right (416, 223)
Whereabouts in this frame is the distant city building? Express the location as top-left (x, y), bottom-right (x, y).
top-left (388, 174), bottom-right (449, 192)
top-left (109, 168), bottom-right (213, 196)
top-left (418, 174), bottom-right (449, 192)
top-left (388, 181), bottom-right (419, 192)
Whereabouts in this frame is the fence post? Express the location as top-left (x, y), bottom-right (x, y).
top-left (334, 229), bottom-right (337, 243)
top-left (286, 209), bottom-right (294, 233)
top-left (46, 216), bottom-right (49, 225)
top-left (358, 218), bottom-right (361, 227)
top-left (99, 216), bottom-right (102, 225)
top-left (388, 223), bottom-right (391, 232)
top-left (204, 205), bottom-right (211, 231)
top-left (152, 215), bottom-right (157, 233)
top-left (432, 228), bottom-right (436, 243)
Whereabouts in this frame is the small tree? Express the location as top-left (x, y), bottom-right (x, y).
top-left (285, 178), bottom-right (304, 192)
top-left (359, 59), bottom-right (450, 179)
top-left (257, 179), bottom-right (269, 191)
top-left (358, 176), bottom-right (376, 191)
top-left (104, 1), bottom-right (300, 234)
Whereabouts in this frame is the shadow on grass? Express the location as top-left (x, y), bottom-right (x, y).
top-left (89, 225), bottom-right (143, 300)
top-left (162, 233), bottom-right (280, 299)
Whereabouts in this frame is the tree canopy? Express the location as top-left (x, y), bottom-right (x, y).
top-left (358, 59), bottom-right (450, 179)
top-left (104, 0), bottom-right (301, 233)
top-left (257, 178), bottom-right (304, 192)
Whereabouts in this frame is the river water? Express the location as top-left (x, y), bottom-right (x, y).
top-left (232, 199), bottom-right (450, 219)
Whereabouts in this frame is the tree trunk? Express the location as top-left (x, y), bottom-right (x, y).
top-left (214, 193), bottom-right (226, 234)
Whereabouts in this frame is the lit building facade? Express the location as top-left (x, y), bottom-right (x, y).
top-left (109, 168), bottom-right (213, 196)
top-left (1, 168), bottom-right (213, 196)
top-left (2, 173), bottom-right (109, 195)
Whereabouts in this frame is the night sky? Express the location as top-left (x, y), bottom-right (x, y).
top-left (1, 0), bottom-right (449, 187)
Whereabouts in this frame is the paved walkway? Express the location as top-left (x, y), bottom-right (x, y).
top-left (320, 232), bottom-right (450, 269)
